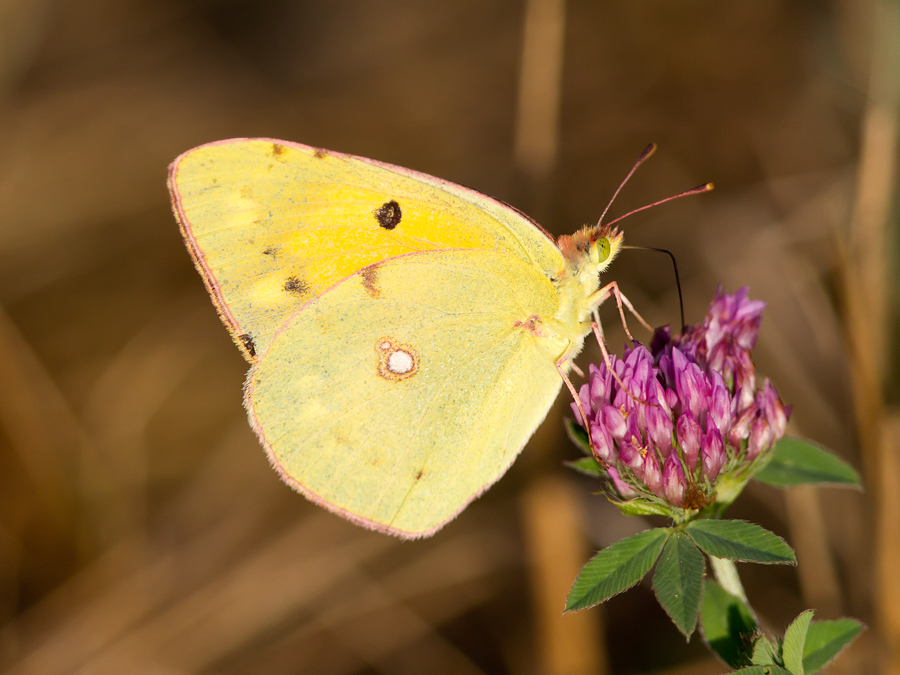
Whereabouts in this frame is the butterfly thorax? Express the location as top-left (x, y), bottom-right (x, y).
top-left (550, 223), bottom-right (624, 354)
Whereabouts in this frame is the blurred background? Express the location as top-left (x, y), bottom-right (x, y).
top-left (0, 0), bottom-right (896, 673)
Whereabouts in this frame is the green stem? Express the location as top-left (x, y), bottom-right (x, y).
top-left (709, 556), bottom-right (748, 604)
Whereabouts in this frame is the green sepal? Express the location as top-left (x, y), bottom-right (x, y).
top-left (565, 456), bottom-right (606, 477)
top-left (613, 498), bottom-right (677, 518)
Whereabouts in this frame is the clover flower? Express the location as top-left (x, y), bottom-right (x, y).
top-left (572, 288), bottom-right (789, 510)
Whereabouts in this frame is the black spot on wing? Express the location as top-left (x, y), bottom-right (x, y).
top-left (374, 200), bottom-right (402, 230)
top-left (239, 333), bottom-right (256, 358)
top-left (284, 276), bottom-right (309, 295)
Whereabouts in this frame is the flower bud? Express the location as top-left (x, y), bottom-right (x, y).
top-left (761, 379), bottom-right (788, 439)
top-left (676, 412), bottom-right (702, 471)
top-left (646, 403), bottom-right (674, 458)
top-left (590, 423), bottom-right (616, 464)
top-left (599, 404), bottom-right (626, 439)
top-left (588, 362), bottom-right (611, 408)
top-left (727, 405), bottom-right (755, 449)
top-left (608, 467), bottom-right (638, 498)
top-left (747, 414), bottom-right (774, 460)
top-left (642, 450), bottom-right (664, 497)
top-left (663, 452), bottom-right (686, 507)
top-left (618, 420), bottom-right (645, 474)
top-left (673, 349), bottom-right (710, 422)
top-left (701, 426), bottom-right (726, 481)
top-left (570, 401), bottom-right (589, 428)
top-left (709, 371), bottom-right (732, 435)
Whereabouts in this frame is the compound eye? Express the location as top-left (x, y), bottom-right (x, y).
top-left (593, 237), bottom-right (611, 264)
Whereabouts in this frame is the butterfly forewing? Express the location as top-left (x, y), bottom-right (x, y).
top-left (169, 138), bottom-right (564, 360)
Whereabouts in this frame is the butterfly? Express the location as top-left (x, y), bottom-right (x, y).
top-left (168, 138), bottom-right (673, 539)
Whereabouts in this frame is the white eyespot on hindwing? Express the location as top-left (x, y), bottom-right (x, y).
top-left (375, 337), bottom-right (419, 382)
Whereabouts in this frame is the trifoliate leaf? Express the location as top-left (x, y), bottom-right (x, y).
top-left (686, 520), bottom-right (795, 564)
top-left (566, 528), bottom-right (670, 611)
top-left (700, 580), bottom-right (758, 668)
top-left (755, 438), bottom-right (861, 488)
top-left (653, 532), bottom-right (705, 637)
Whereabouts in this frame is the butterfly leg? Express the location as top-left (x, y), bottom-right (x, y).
top-left (561, 283), bottom-right (656, 448)
top-left (555, 357), bottom-right (599, 458)
top-left (556, 359), bottom-right (589, 428)
top-left (587, 281), bottom-right (653, 341)
top-left (589, 312), bottom-right (651, 406)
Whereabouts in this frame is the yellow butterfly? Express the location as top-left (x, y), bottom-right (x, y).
top-left (169, 138), bottom-right (646, 539)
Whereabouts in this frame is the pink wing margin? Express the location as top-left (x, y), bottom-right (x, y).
top-left (240, 261), bottom-right (559, 540)
top-left (168, 137), bottom-right (559, 360)
top-left (168, 144), bottom-right (248, 357)
top-left (171, 137), bottom-right (562, 538)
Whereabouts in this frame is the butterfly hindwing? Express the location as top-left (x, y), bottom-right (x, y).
top-left (245, 249), bottom-right (568, 538)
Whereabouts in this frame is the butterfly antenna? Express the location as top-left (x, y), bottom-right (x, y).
top-left (622, 245), bottom-right (686, 330)
top-left (597, 143), bottom-right (658, 226)
top-left (605, 182), bottom-right (714, 230)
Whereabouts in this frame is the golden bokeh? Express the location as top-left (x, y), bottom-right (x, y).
top-left (0, 1), bottom-right (894, 673)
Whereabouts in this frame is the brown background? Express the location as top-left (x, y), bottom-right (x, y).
top-left (0, 1), bottom-right (896, 673)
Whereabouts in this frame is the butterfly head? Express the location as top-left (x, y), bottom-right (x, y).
top-left (558, 223), bottom-right (624, 275)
